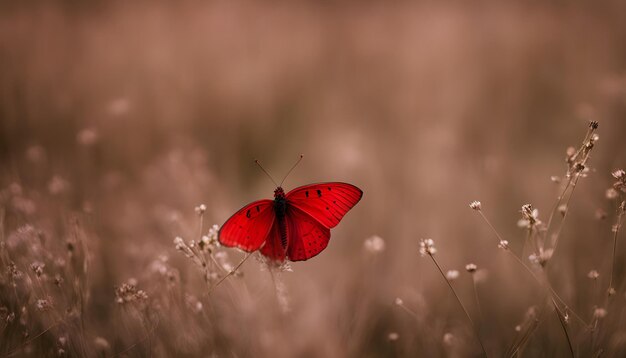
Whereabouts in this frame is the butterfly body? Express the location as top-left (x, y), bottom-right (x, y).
top-left (219, 182), bottom-right (362, 262)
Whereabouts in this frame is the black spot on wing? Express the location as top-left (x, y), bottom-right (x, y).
top-left (316, 189), bottom-right (322, 197)
top-left (246, 209), bottom-right (251, 218)
top-left (305, 191), bottom-right (309, 198)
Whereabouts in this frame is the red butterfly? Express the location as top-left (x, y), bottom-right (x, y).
top-left (218, 157), bottom-right (363, 262)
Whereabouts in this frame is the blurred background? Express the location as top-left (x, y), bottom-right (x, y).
top-left (1, 0), bottom-right (626, 356)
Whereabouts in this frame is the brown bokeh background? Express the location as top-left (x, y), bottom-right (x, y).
top-left (1, 1), bottom-right (626, 356)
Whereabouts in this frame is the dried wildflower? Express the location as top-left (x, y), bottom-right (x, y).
top-left (364, 235), bottom-right (385, 253)
top-left (589, 120), bottom-right (599, 129)
top-left (194, 204), bottom-right (207, 215)
top-left (36, 298), bottom-right (53, 311)
top-left (593, 308), bottom-right (607, 319)
top-left (54, 274), bottom-right (64, 287)
top-left (446, 270), bottom-right (459, 281)
top-left (612, 169), bottom-right (626, 181)
top-left (518, 204), bottom-right (541, 229)
top-left (387, 332), bottom-right (399, 341)
top-left (498, 240), bottom-right (509, 250)
top-left (558, 204), bottom-right (567, 217)
top-left (465, 263), bottom-right (477, 273)
top-left (418, 238), bottom-right (436, 256)
top-left (528, 248), bottom-right (554, 267)
top-left (114, 283), bottom-right (148, 304)
top-left (30, 262), bottom-right (45, 277)
top-left (587, 270), bottom-right (600, 280)
top-left (608, 287), bottom-right (616, 296)
top-left (469, 201), bottom-right (481, 211)
top-left (574, 163), bottom-right (586, 173)
top-left (7, 262), bottom-right (23, 282)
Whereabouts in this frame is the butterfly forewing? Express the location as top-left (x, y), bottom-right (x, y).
top-left (286, 206), bottom-right (331, 261)
top-left (218, 199), bottom-right (275, 252)
top-left (286, 182), bottom-right (363, 229)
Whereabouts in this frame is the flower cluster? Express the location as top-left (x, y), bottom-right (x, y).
top-left (418, 238), bottom-right (437, 256)
top-left (529, 248), bottom-right (554, 267)
top-left (611, 169), bottom-right (626, 197)
top-left (469, 201), bottom-right (482, 211)
top-left (114, 282), bottom-right (148, 305)
top-left (518, 204), bottom-right (542, 229)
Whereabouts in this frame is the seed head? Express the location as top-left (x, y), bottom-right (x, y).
top-left (529, 248), bottom-right (554, 267)
top-left (30, 262), bottom-right (45, 277)
top-left (469, 201), bottom-right (482, 211)
top-left (465, 263), bottom-right (477, 273)
top-left (418, 238), bottom-right (437, 256)
top-left (589, 121), bottom-right (599, 130)
top-left (36, 298), bottom-right (53, 311)
top-left (612, 169), bottom-right (625, 181)
top-left (194, 204), bottom-right (207, 215)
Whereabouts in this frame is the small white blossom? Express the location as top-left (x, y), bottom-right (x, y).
top-left (612, 169), bottom-right (626, 180)
top-left (518, 204), bottom-right (542, 229)
top-left (194, 204), bottom-right (207, 215)
top-left (528, 248), bottom-right (554, 267)
top-left (394, 298), bottom-right (404, 306)
top-left (465, 263), bottom-right (477, 273)
top-left (498, 240), bottom-right (509, 250)
top-left (387, 332), bottom-right (399, 341)
top-left (418, 239), bottom-right (436, 256)
top-left (587, 270), bottom-right (600, 279)
top-left (469, 201), bottom-right (482, 211)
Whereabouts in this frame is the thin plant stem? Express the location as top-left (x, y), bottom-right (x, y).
top-left (551, 294), bottom-right (575, 357)
top-left (208, 252), bottom-right (252, 294)
top-left (396, 302), bottom-right (420, 320)
top-left (606, 209), bottom-right (624, 302)
top-left (428, 253), bottom-right (488, 357)
top-left (476, 210), bottom-right (589, 328)
top-left (471, 275), bottom-right (484, 328)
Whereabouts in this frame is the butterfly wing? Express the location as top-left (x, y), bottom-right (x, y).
top-left (259, 220), bottom-right (287, 261)
top-left (218, 199), bottom-right (275, 252)
top-left (285, 182), bottom-right (363, 229)
top-left (285, 206), bottom-right (331, 261)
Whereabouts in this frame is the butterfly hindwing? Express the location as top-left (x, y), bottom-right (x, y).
top-left (260, 220), bottom-right (287, 261)
top-left (286, 206), bottom-right (331, 261)
top-left (285, 182), bottom-right (363, 229)
top-left (218, 199), bottom-right (275, 252)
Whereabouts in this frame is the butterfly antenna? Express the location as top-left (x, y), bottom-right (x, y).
top-left (280, 154), bottom-right (303, 187)
top-left (254, 159), bottom-right (279, 187)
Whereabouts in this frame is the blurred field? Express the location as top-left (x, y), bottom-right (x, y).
top-left (1, 1), bottom-right (626, 356)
